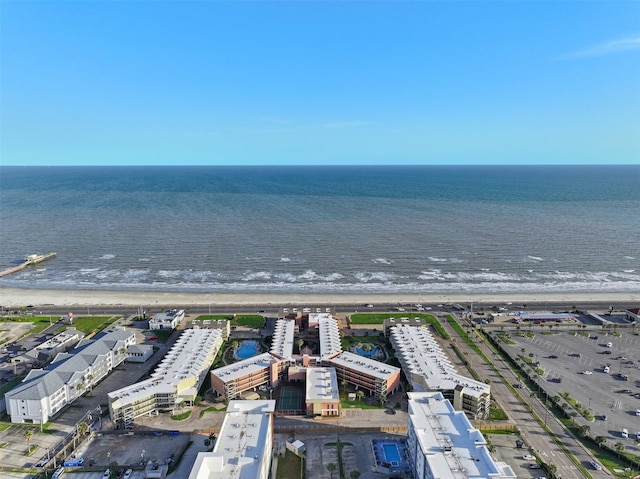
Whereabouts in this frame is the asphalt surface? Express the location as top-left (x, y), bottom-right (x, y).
top-left (499, 328), bottom-right (640, 455)
top-left (441, 316), bottom-right (610, 479)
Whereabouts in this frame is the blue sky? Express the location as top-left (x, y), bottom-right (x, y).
top-left (1, 1), bottom-right (639, 166)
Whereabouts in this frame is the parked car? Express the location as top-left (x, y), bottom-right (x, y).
top-left (522, 454), bottom-right (535, 461)
top-left (529, 463), bottom-right (541, 469)
top-left (102, 470), bottom-right (111, 479)
top-left (123, 469), bottom-right (133, 479)
top-left (590, 461), bottom-right (602, 470)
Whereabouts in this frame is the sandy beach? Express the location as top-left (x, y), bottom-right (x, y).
top-left (1, 286), bottom-right (638, 308)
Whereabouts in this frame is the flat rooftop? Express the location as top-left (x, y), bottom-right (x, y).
top-left (188, 400), bottom-right (276, 479)
top-left (212, 352), bottom-right (275, 382)
top-left (326, 351), bottom-right (399, 381)
top-left (270, 319), bottom-right (295, 359)
top-left (318, 315), bottom-right (342, 360)
top-left (408, 392), bottom-right (512, 478)
top-left (306, 367), bottom-right (339, 401)
top-left (391, 326), bottom-right (489, 397)
top-left (109, 329), bottom-right (223, 406)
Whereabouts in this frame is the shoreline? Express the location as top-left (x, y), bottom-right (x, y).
top-left (1, 286), bottom-right (638, 308)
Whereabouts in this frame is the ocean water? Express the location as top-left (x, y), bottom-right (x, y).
top-left (0, 165), bottom-right (638, 294)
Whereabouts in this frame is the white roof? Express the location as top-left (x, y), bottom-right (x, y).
top-left (390, 326), bottom-right (489, 398)
top-left (408, 392), bottom-right (511, 478)
top-left (109, 329), bottom-right (223, 407)
top-left (318, 315), bottom-right (342, 360)
top-left (187, 400), bottom-right (275, 479)
top-left (212, 352), bottom-right (275, 382)
top-left (270, 319), bottom-right (295, 359)
top-left (306, 367), bottom-right (339, 401)
top-left (326, 351), bottom-right (399, 381)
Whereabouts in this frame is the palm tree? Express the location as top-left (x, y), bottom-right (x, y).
top-left (378, 392), bottom-right (387, 407)
top-left (356, 390), bottom-right (364, 402)
top-left (297, 338), bottom-right (304, 352)
top-left (86, 374), bottom-right (94, 393)
top-left (349, 470), bottom-right (361, 479)
top-left (341, 379), bottom-right (348, 394)
top-left (326, 462), bottom-right (337, 479)
top-left (595, 436), bottom-right (606, 448)
top-left (615, 441), bottom-right (625, 458)
top-left (77, 421), bottom-right (89, 437)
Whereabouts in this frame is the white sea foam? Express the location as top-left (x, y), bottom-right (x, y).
top-left (354, 272), bottom-right (397, 283)
top-left (158, 270), bottom-right (184, 279)
top-left (372, 258), bottom-right (392, 264)
top-left (428, 257), bottom-right (448, 262)
top-left (625, 256), bottom-right (635, 260)
top-left (526, 256), bottom-right (544, 262)
top-left (280, 257), bottom-right (291, 262)
top-left (624, 269), bottom-right (635, 273)
top-left (242, 271), bottom-right (273, 281)
top-left (100, 254), bottom-right (116, 260)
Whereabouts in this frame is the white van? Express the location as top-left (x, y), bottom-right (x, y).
top-left (606, 342), bottom-right (613, 348)
top-left (621, 428), bottom-right (629, 438)
top-left (603, 365), bottom-right (610, 373)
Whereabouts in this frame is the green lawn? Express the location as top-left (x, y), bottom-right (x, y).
top-left (276, 450), bottom-right (302, 479)
top-left (67, 316), bottom-right (119, 334)
top-left (0, 317), bottom-right (58, 336)
top-left (350, 313), bottom-right (449, 338)
top-left (2, 315), bottom-right (120, 337)
top-left (194, 314), bottom-right (265, 328)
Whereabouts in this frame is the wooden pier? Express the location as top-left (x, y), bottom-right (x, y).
top-left (0, 252), bottom-right (57, 278)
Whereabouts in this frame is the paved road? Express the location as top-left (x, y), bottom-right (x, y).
top-left (4, 300), bottom-right (637, 322)
top-left (439, 314), bottom-right (604, 479)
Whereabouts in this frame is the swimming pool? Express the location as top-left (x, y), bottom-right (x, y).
top-left (236, 340), bottom-right (259, 359)
top-left (372, 439), bottom-right (410, 474)
top-left (383, 443), bottom-right (401, 465)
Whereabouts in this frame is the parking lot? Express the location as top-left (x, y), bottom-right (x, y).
top-left (500, 327), bottom-right (640, 453)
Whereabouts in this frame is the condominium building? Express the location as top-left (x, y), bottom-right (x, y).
top-left (270, 319), bottom-right (295, 360)
top-left (211, 353), bottom-right (284, 400)
top-left (325, 351), bottom-right (400, 398)
top-left (12, 327), bottom-right (84, 367)
top-left (390, 325), bottom-right (490, 419)
top-left (211, 316), bottom-right (399, 402)
top-left (305, 367), bottom-right (339, 416)
top-left (148, 309), bottom-right (185, 330)
top-left (188, 400), bottom-right (276, 479)
top-left (318, 314), bottom-right (341, 361)
top-left (407, 392), bottom-right (516, 479)
top-left (108, 329), bottom-right (223, 429)
top-left (6, 329), bottom-right (135, 425)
